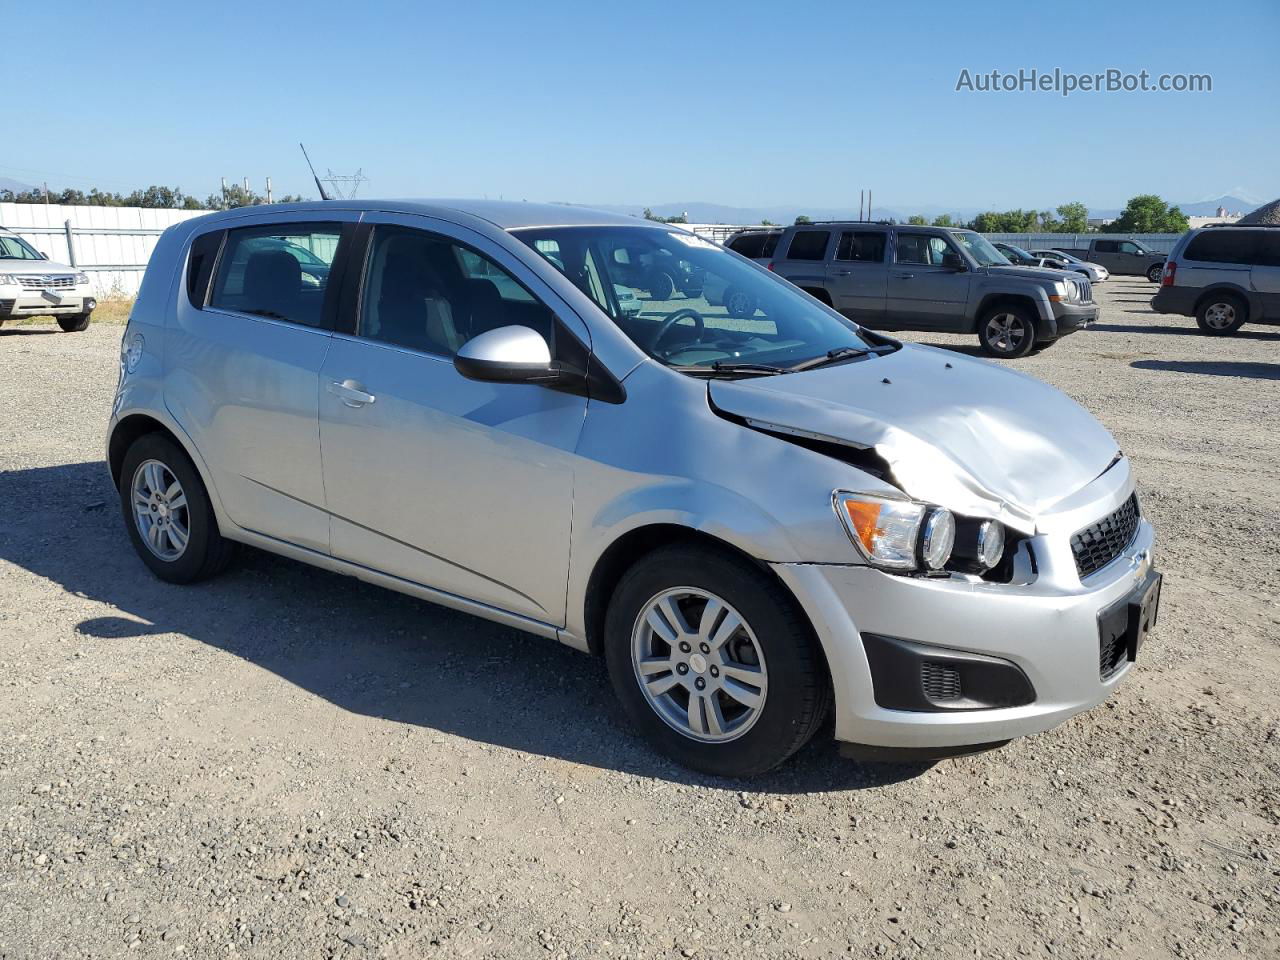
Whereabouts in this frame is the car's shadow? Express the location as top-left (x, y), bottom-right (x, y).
top-left (1131, 359), bottom-right (1280, 380)
top-left (0, 327), bottom-right (61, 336)
top-left (0, 460), bottom-right (930, 793)
top-left (1093, 322), bottom-right (1280, 341)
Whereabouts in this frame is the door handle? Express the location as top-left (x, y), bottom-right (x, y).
top-left (894, 272), bottom-right (915, 279)
top-left (328, 379), bottom-right (376, 407)
top-left (833, 269), bottom-right (853, 276)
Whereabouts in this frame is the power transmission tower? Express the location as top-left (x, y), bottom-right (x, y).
top-left (320, 168), bottom-right (368, 200)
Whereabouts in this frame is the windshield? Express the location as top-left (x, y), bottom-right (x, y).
top-left (949, 231), bottom-right (1009, 267)
top-left (0, 233), bottom-right (44, 260)
top-left (515, 225), bottom-right (884, 372)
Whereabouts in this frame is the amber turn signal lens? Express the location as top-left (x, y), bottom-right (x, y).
top-left (842, 498), bottom-right (883, 553)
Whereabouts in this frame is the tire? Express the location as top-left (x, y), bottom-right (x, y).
top-left (1195, 294), bottom-right (1247, 336)
top-left (648, 271), bottom-right (675, 300)
top-left (603, 544), bottom-right (832, 777)
top-left (977, 304), bottom-right (1038, 359)
top-left (119, 433), bottom-right (235, 583)
top-left (725, 287), bottom-right (757, 319)
top-left (1146, 264), bottom-right (1164, 283)
top-left (57, 312), bottom-right (92, 332)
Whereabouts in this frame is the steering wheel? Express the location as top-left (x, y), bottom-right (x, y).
top-left (651, 308), bottom-right (705, 355)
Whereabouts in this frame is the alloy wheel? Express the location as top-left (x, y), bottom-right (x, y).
top-left (630, 587), bottom-right (768, 742)
top-left (985, 313), bottom-right (1027, 354)
top-left (1203, 302), bottom-right (1235, 330)
top-left (131, 459), bottom-right (190, 561)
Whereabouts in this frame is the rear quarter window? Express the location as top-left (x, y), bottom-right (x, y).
top-left (1184, 231), bottom-right (1263, 266)
top-left (728, 234), bottom-right (767, 258)
top-left (786, 230), bottom-right (832, 261)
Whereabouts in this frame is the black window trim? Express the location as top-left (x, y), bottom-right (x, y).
top-left (785, 228), bottom-right (835, 262)
top-left (835, 229), bottom-right (888, 264)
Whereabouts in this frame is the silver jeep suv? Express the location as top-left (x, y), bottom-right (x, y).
top-left (0, 227), bottom-right (97, 330)
top-left (764, 222), bottom-right (1096, 358)
top-left (107, 200), bottom-right (1159, 776)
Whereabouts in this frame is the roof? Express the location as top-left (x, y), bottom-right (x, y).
top-left (201, 198), bottom-right (650, 231)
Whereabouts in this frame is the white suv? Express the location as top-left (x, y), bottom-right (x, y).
top-left (0, 227), bottom-right (97, 331)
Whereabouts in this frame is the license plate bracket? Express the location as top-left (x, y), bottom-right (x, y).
top-left (1097, 570), bottom-right (1161, 677)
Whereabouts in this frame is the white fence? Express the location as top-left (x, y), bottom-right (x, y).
top-left (0, 203), bottom-right (206, 298)
top-left (979, 233), bottom-right (1182, 254)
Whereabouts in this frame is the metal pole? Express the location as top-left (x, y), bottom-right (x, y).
top-left (221, 177), bottom-right (227, 207)
top-left (266, 177), bottom-right (273, 204)
top-left (63, 220), bottom-right (76, 267)
top-left (868, 191), bottom-right (872, 220)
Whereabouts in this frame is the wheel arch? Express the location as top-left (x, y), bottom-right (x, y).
top-left (799, 286), bottom-right (833, 306)
top-left (108, 413), bottom-right (224, 524)
top-left (581, 524), bottom-right (822, 666)
top-left (1193, 284), bottom-right (1253, 318)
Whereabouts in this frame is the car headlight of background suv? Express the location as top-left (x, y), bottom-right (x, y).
top-left (76, 272), bottom-right (90, 285)
top-left (0, 273), bottom-right (22, 286)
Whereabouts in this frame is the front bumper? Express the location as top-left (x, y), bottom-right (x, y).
top-left (0, 288), bottom-right (95, 318)
top-left (772, 477), bottom-right (1157, 751)
top-left (1049, 300), bottom-right (1098, 337)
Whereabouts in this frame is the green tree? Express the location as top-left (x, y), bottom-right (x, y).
top-left (794, 215), bottom-right (812, 225)
top-left (1056, 201), bottom-right (1089, 233)
top-left (760, 219), bottom-right (776, 226)
top-left (907, 215), bottom-right (928, 225)
top-left (1104, 195), bottom-right (1189, 233)
top-left (932, 214), bottom-right (954, 227)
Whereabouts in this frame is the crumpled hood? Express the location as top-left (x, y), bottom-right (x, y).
top-left (709, 345), bottom-right (1120, 533)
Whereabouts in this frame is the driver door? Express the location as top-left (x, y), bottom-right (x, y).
top-left (318, 214), bottom-right (591, 626)
top-left (886, 233), bottom-right (971, 328)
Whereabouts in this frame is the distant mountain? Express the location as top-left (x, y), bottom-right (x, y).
top-left (1174, 195), bottom-right (1261, 216)
top-left (0, 176), bottom-right (36, 194)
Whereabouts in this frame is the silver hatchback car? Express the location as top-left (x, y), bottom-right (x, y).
top-left (108, 200), bottom-right (1161, 776)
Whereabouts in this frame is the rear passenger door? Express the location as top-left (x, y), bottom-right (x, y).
top-left (317, 213), bottom-right (590, 626)
top-left (1250, 233), bottom-right (1280, 319)
top-left (825, 230), bottom-right (887, 323)
top-left (770, 229), bottom-right (833, 297)
top-left (168, 214), bottom-right (357, 553)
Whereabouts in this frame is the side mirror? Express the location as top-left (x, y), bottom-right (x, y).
top-left (940, 252), bottom-right (965, 271)
top-left (453, 325), bottom-right (559, 384)
top-left (40, 252), bottom-right (49, 260)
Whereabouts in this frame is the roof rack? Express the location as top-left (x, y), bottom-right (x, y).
top-left (806, 219), bottom-right (895, 226)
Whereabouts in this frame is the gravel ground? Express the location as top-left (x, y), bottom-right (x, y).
top-left (1, 278), bottom-right (1278, 959)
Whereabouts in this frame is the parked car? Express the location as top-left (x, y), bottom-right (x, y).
top-left (991, 241), bottom-right (1069, 270)
top-left (767, 222), bottom-right (1097, 357)
top-left (1056, 238), bottom-right (1166, 282)
top-left (1150, 224), bottom-right (1280, 335)
top-left (0, 227), bottom-right (97, 331)
top-left (724, 228), bottom-right (783, 264)
top-left (609, 243), bottom-right (703, 300)
top-left (1029, 248), bottom-right (1109, 283)
top-left (108, 200), bottom-right (1159, 777)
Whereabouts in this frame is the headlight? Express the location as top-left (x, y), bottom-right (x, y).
top-left (834, 492), bottom-right (954, 572)
top-left (0, 273), bottom-right (19, 285)
top-left (951, 518), bottom-right (1007, 573)
top-left (1055, 280), bottom-right (1074, 301)
top-left (75, 272), bottom-right (90, 285)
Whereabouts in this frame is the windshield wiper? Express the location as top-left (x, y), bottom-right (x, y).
top-left (669, 361), bottom-right (787, 378)
top-left (787, 345), bottom-right (892, 372)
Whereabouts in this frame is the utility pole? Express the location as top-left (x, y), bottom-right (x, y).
top-left (859, 190), bottom-right (864, 221)
top-left (266, 177), bottom-right (273, 204)
top-left (221, 177), bottom-right (228, 207)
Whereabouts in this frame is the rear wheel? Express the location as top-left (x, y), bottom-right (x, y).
top-left (57, 312), bottom-right (92, 332)
top-left (604, 544), bottom-right (831, 777)
top-left (725, 287), bottom-right (757, 318)
top-left (1146, 264), bottom-right (1164, 283)
top-left (119, 433), bottom-right (235, 583)
top-left (978, 305), bottom-right (1038, 358)
top-left (1196, 294), bottom-right (1247, 335)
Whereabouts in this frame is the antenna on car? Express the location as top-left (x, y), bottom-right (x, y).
top-left (299, 143), bottom-right (331, 201)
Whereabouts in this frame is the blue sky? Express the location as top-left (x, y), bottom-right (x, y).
top-left (8, 0), bottom-right (1278, 212)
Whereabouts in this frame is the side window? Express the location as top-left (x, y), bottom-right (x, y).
top-left (926, 237), bottom-right (952, 266)
top-left (728, 234), bottom-right (766, 258)
top-left (1184, 231), bottom-right (1261, 265)
top-left (208, 223), bottom-right (342, 328)
top-left (1261, 233), bottom-right (1280, 268)
top-left (760, 233), bottom-right (781, 258)
top-left (1119, 241), bottom-right (1142, 255)
top-left (359, 226), bottom-right (556, 357)
top-left (786, 230), bottom-right (832, 261)
top-left (187, 230), bottom-right (223, 307)
top-left (895, 234), bottom-right (930, 264)
top-left (835, 231), bottom-right (886, 263)
top-left (1094, 241), bottom-right (1118, 253)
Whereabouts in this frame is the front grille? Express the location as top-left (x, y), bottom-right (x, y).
top-left (921, 662), bottom-right (962, 701)
top-left (1077, 278), bottom-right (1093, 302)
top-left (18, 275), bottom-right (76, 290)
top-left (1071, 494), bottom-right (1140, 579)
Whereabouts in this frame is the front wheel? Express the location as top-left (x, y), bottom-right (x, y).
top-left (1146, 264), bottom-right (1164, 283)
top-left (57, 312), bottom-right (92, 332)
top-left (648, 271), bottom-right (676, 300)
top-left (725, 287), bottom-right (757, 318)
top-left (978, 305), bottom-right (1038, 358)
top-left (604, 545), bottom-right (831, 777)
top-left (119, 433), bottom-right (235, 583)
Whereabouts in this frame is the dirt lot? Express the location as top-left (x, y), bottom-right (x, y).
top-left (2, 278), bottom-right (1277, 959)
